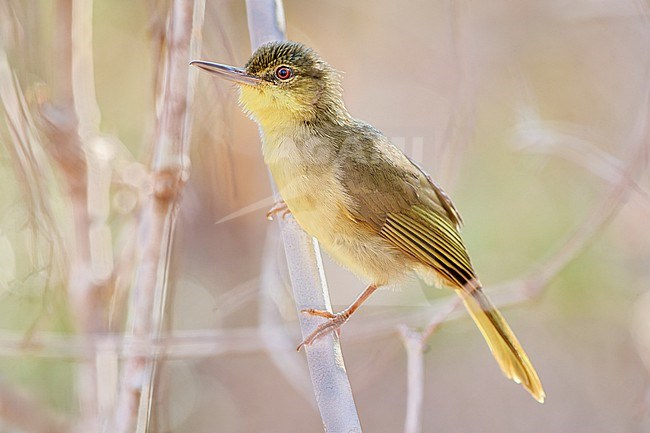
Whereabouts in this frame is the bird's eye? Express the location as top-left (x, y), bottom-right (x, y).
top-left (275, 66), bottom-right (294, 81)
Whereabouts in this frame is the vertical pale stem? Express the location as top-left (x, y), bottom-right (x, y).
top-left (69, 3), bottom-right (118, 427)
top-left (399, 300), bottom-right (459, 433)
top-left (258, 228), bottom-right (315, 402)
top-left (401, 332), bottom-right (424, 433)
top-left (111, 1), bottom-right (203, 432)
top-left (43, 0), bottom-right (108, 430)
top-left (244, 1), bottom-right (362, 431)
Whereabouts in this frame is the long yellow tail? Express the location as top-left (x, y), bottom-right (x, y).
top-left (457, 287), bottom-right (545, 403)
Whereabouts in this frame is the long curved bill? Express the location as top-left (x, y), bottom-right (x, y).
top-left (190, 60), bottom-right (262, 86)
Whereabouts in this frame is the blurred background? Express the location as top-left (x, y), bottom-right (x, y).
top-left (1, 0), bottom-right (650, 432)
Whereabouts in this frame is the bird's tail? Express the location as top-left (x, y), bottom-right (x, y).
top-left (456, 285), bottom-right (545, 403)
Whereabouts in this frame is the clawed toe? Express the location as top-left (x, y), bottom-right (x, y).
top-left (266, 201), bottom-right (291, 221)
top-left (296, 311), bottom-right (349, 351)
top-left (295, 285), bottom-right (378, 351)
top-left (301, 308), bottom-right (336, 319)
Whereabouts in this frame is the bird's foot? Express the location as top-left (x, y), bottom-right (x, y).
top-left (296, 308), bottom-right (350, 351)
top-left (266, 200), bottom-right (291, 221)
top-left (296, 284), bottom-right (378, 351)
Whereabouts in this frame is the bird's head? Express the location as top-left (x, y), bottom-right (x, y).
top-left (192, 41), bottom-right (347, 130)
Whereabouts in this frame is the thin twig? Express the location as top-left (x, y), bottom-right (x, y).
top-left (34, 0), bottom-right (111, 430)
top-left (111, 0), bottom-right (203, 432)
top-left (436, 0), bottom-right (475, 188)
top-left (513, 96), bottom-right (648, 298)
top-left (396, 39), bottom-right (649, 432)
top-left (244, 1), bottom-right (363, 431)
top-left (68, 1), bottom-right (109, 429)
top-left (0, 31), bottom-right (64, 290)
top-left (399, 326), bottom-right (425, 433)
top-left (399, 3), bottom-right (474, 429)
top-left (398, 300), bottom-right (461, 433)
top-left (0, 7), bottom-right (83, 432)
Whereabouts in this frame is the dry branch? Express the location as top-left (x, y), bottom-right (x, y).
top-left (398, 300), bottom-right (461, 433)
top-left (244, 0), bottom-right (363, 431)
top-left (0, 41), bottom-right (63, 283)
top-left (397, 69), bottom-right (650, 433)
top-left (111, 0), bottom-right (204, 432)
top-left (259, 228), bottom-right (315, 405)
top-left (36, 0), bottom-right (108, 430)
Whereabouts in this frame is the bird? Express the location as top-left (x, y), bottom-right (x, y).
top-left (191, 40), bottom-right (545, 402)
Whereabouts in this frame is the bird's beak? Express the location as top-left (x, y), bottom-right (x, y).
top-left (190, 60), bottom-right (262, 86)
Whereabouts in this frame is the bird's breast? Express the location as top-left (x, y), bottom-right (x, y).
top-left (262, 130), bottom-right (348, 230)
top-left (264, 138), bottom-right (406, 285)
top-left (267, 157), bottom-right (349, 241)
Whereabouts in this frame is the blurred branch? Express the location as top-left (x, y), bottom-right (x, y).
top-left (398, 4), bottom-right (471, 430)
top-left (398, 300), bottom-right (459, 433)
top-left (111, 0), bottom-right (204, 432)
top-left (0, 38), bottom-right (63, 284)
top-left (37, 93), bottom-right (89, 302)
top-left (390, 89), bottom-right (650, 331)
top-left (511, 98), bottom-right (648, 299)
top-left (513, 115), bottom-right (650, 211)
top-left (67, 2), bottom-right (109, 430)
top-left (435, 0), bottom-right (475, 187)
top-left (33, 0), bottom-right (112, 430)
top-left (0, 309), bottom-right (474, 359)
top-left (398, 327), bottom-right (425, 433)
top-left (244, 1), bottom-right (363, 431)
top-left (0, 115), bottom-right (646, 365)
top-left (0, 6), bottom-right (81, 433)
top-left (0, 124), bottom-right (644, 365)
top-left (145, 0), bottom-right (168, 98)
top-left (0, 328), bottom-right (273, 359)
top-left (395, 63), bottom-right (649, 433)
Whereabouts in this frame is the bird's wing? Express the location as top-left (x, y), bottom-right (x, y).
top-left (341, 130), bottom-right (476, 287)
top-left (405, 154), bottom-right (463, 229)
top-left (379, 206), bottom-right (476, 287)
top-left (340, 126), bottom-right (544, 402)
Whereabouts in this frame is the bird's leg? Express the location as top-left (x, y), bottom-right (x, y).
top-left (297, 284), bottom-right (378, 351)
top-left (266, 199), bottom-right (291, 220)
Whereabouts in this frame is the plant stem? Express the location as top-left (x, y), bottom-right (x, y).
top-left (244, 1), bottom-right (363, 431)
top-left (111, 1), bottom-right (204, 432)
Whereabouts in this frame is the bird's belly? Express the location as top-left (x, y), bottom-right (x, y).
top-left (270, 163), bottom-right (406, 285)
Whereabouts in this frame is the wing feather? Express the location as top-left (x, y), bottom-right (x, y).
top-left (338, 122), bottom-right (475, 287)
top-left (393, 210), bottom-right (471, 268)
top-left (381, 210), bottom-right (476, 287)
